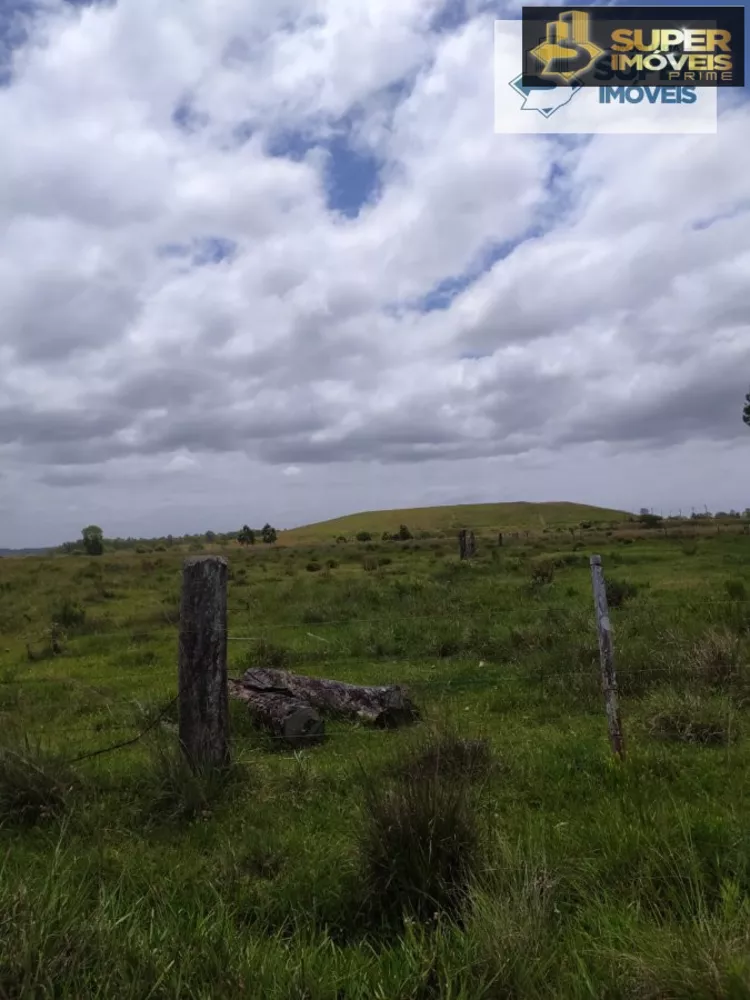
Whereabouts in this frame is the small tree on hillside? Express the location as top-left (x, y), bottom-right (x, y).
top-left (397, 524), bottom-right (412, 541)
top-left (238, 525), bottom-right (256, 546)
top-left (261, 523), bottom-right (277, 544)
top-left (81, 525), bottom-right (104, 556)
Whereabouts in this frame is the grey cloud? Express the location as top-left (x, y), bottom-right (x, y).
top-left (38, 467), bottom-right (104, 488)
top-left (5, 270), bottom-right (140, 363)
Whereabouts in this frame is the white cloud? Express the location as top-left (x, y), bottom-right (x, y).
top-left (0, 0), bottom-right (748, 547)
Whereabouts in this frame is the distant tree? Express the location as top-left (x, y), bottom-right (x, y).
top-left (238, 525), bottom-right (256, 546)
top-left (166, 534), bottom-right (173, 547)
top-left (397, 524), bottom-right (412, 541)
top-left (81, 525), bottom-right (104, 556)
top-left (381, 532), bottom-right (391, 541)
top-left (355, 531), bottom-right (372, 542)
top-left (61, 541), bottom-right (76, 554)
top-left (743, 387), bottom-right (750, 428)
top-left (205, 531), bottom-right (216, 542)
top-left (261, 523), bottom-right (277, 544)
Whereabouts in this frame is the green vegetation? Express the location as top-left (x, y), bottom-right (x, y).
top-left (279, 500), bottom-right (631, 544)
top-left (1, 512), bottom-right (750, 997)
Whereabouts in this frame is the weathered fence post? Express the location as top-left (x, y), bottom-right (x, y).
top-left (459, 530), bottom-right (476, 560)
top-left (179, 555), bottom-right (230, 770)
top-left (590, 555), bottom-right (626, 760)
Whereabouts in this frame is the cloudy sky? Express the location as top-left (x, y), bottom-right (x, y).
top-left (1, 0), bottom-right (748, 547)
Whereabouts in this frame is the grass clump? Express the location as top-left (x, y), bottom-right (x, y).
top-left (644, 690), bottom-right (737, 746)
top-left (0, 739), bottom-right (76, 827)
top-left (359, 734), bottom-right (482, 924)
top-left (605, 577), bottom-right (639, 608)
top-left (144, 737), bottom-right (245, 823)
top-left (397, 729), bottom-right (494, 785)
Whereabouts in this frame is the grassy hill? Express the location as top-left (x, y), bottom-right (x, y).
top-left (280, 501), bottom-right (632, 544)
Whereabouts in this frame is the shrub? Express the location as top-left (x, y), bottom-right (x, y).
top-left (378, 556), bottom-right (393, 567)
top-left (396, 524), bottom-right (413, 541)
top-left (644, 691), bottom-right (737, 746)
top-left (605, 578), bottom-right (639, 608)
top-left (381, 532), bottom-right (391, 541)
top-left (335, 535), bottom-right (348, 543)
top-left (355, 532), bottom-right (372, 542)
top-left (359, 758), bottom-right (480, 922)
top-left (362, 557), bottom-right (378, 572)
top-left (306, 562), bottom-right (321, 573)
top-left (325, 559), bottom-right (338, 569)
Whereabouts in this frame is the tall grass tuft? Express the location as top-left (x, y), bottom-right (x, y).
top-left (0, 738), bottom-right (76, 826)
top-left (359, 732), bottom-right (482, 924)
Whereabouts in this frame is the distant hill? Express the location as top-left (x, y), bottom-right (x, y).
top-left (279, 501), bottom-right (632, 544)
top-left (0, 547), bottom-right (52, 557)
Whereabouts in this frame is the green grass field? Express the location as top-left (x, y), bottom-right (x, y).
top-left (1, 513), bottom-right (750, 998)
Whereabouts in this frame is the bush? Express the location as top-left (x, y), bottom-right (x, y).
top-left (359, 756), bottom-right (480, 922)
top-left (378, 556), bottom-right (392, 567)
top-left (644, 691), bottom-right (737, 746)
top-left (605, 578), bottom-right (639, 608)
top-left (355, 532), bottom-right (372, 542)
top-left (325, 559), bottom-right (338, 569)
top-left (306, 562), bottom-right (321, 573)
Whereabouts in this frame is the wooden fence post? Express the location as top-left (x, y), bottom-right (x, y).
top-left (179, 555), bottom-right (230, 770)
top-left (590, 555), bottom-right (626, 760)
top-left (459, 530), bottom-right (476, 560)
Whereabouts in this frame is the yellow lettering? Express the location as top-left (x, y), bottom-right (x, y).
top-left (683, 30), bottom-right (706, 52)
top-left (707, 29), bottom-right (731, 53)
top-left (619, 54), bottom-right (642, 70)
top-left (610, 28), bottom-right (633, 52)
top-left (633, 29), bottom-right (659, 51)
top-left (659, 29), bottom-right (683, 50)
top-left (714, 54), bottom-right (732, 70)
